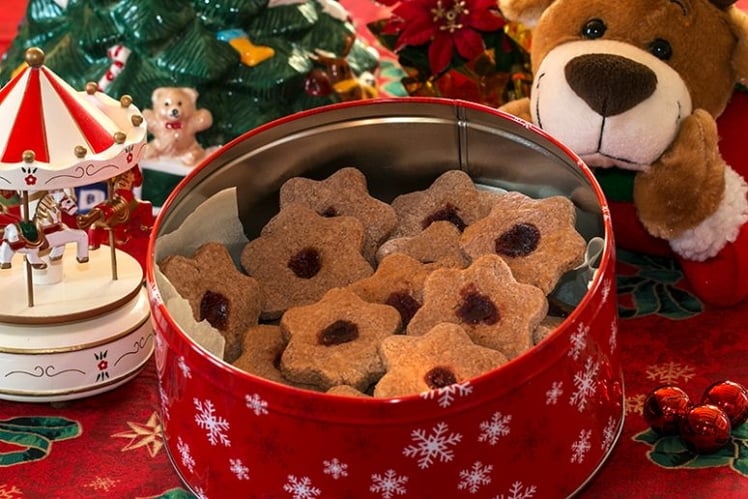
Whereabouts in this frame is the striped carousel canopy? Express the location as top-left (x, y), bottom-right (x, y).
top-left (0, 48), bottom-right (146, 190)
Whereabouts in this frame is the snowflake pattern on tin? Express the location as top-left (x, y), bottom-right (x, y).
top-left (458, 461), bottom-right (493, 493)
top-left (609, 320), bottom-right (618, 354)
top-left (230, 458), bottom-right (250, 480)
top-left (323, 458), bottom-right (348, 479)
top-left (193, 486), bottom-right (208, 499)
top-left (570, 429), bottom-right (592, 464)
top-left (283, 475), bottom-right (321, 499)
top-left (176, 436), bottom-right (195, 474)
top-left (601, 278), bottom-right (612, 303)
top-left (178, 356), bottom-right (192, 379)
top-left (158, 383), bottom-right (171, 421)
top-left (477, 411), bottom-right (511, 445)
top-left (569, 356), bottom-right (599, 412)
top-left (568, 322), bottom-right (589, 360)
top-left (545, 381), bottom-right (563, 405)
top-left (403, 421), bottom-right (462, 469)
top-left (420, 381), bottom-right (473, 408)
top-left (370, 469), bottom-right (408, 498)
top-left (494, 480), bottom-right (537, 499)
top-left (245, 393), bottom-right (269, 416)
top-left (194, 398), bottom-right (231, 446)
top-left (601, 416), bottom-right (619, 452)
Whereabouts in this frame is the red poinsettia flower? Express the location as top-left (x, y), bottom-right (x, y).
top-left (383, 0), bottom-right (506, 74)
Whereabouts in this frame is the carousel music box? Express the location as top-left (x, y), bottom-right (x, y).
top-left (0, 48), bottom-right (153, 403)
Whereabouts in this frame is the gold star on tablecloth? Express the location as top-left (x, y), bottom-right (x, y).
top-left (111, 411), bottom-right (163, 458)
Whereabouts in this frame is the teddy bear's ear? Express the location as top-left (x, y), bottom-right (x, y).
top-left (498, 0), bottom-right (556, 27)
top-left (728, 7), bottom-right (748, 82)
top-left (180, 87), bottom-right (200, 103)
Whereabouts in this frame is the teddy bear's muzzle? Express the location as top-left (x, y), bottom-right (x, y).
top-left (565, 53), bottom-right (657, 117)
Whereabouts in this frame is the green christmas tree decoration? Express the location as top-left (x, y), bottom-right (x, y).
top-left (0, 0), bottom-right (380, 149)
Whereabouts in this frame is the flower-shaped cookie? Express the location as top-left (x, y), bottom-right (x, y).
top-left (241, 204), bottom-right (374, 319)
top-left (347, 253), bottom-right (435, 329)
top-left (159, 242), bottom-right (262, 363)
top-left (390, 169), bottom-right (490, 238)
top-left (232, 324), bottom-right (287, 383)
top-left (407, 254), bottom-right (548, 359)
top-left (280, 287), bottom-right (401, 391)
top-left (374, 323), bottom-right (508, 399)
top-left (376, 220), bottom-right (470, 269)
top-left (279, 167), bottom-right (398, 263)
top-left (461, 192), bottom-right (586, 294)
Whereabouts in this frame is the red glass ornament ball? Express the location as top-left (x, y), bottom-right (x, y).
top-left (679, 404), bottom-right (732, 454)
top-left (304, 69), bottom-right (332, 97)
top-left (643, 385), bottom-right (694, 435)
top-left (702, 380), bottom-right (748, 428)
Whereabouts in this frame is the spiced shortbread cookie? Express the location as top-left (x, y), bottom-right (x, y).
top-left (407, 254), bottom-right (548, 359)
top-left (374, 322), bottom-right (508, 399)
top-left (461, 192), bottom-right (586, 294)
top-left (240, 204), bottom-right (374, 320)
top-left (347, 253), bottom-right (434, 330)
top-left (159, 242), bottom-right (262, 363)
top-left (376, 220), bottom-right (470, 269)
top-left (279, 167), bottom-right (398, 263)
top-left (389, 169), bottom-right (490, 238)
top-left (280, 287), bottom-right (401, 392)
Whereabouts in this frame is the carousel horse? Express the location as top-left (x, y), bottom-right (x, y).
top-left (0, 189), bottom-right (90, 269)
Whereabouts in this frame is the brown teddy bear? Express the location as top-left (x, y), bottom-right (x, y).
top-left (499, 0), bottom-right (748, 306)
top-left (142, 87), bottom-right (213, 166)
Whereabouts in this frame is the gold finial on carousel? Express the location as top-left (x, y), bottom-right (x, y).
top-left (120, 95), bottom-right (133, 108)
top-left (74, 145), bottom-right (87, 158)
top-left (24, 47), bottom-right (45, 68)
top-left (131, 115), bottom-right (144, 127)
top-left (113, 131), bottom-right (127, 144)
top-left (22, 150), bottom-right (35, 163)
top-left (85, 81), bottom-right (98, 95)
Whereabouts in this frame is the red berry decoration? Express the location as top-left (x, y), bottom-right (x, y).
top-left (643, 385), bottom-right (694, 435)
top-left (702, 380), bottom-right (748, 428)
top-left (678, 404), bottom-right (732, 454)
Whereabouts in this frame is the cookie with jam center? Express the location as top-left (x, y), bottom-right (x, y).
top-left (374, 322), bottom-right (508, 399)
top-left (407, 254), bottom-right (547, 360)
top-left (280, 287), bottom-right (401, 392)
top-left (461, 192), bottom-right (586, 295)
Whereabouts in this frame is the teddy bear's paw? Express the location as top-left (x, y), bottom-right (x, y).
top-left (634, 110), bottom-right (725, 238)
top-left (670, 166), bottom-right (748, 261)
top-left (499, 97), bottom-right (533, 123)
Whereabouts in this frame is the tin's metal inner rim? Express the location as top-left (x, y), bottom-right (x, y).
top-left (156, 101), bottom-right (604, 249)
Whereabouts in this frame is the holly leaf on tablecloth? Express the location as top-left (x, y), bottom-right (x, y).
top-left (0, 416), bottom-right (81, 466)
top-left (142, 488), bottom-right (194, 499)
top-left (616, 249), bottom-right (703, 319)
top-left (634, 424), bottom-right (748, 476)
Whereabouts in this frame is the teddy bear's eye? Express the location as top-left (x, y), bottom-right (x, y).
top-left (581, 19), bottom-right (606, 39)
top-left (649, 38), bottom-right (673, 61)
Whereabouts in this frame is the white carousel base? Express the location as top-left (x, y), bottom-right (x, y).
top-left (0, 250), bottom-right (153, 403)
top-left (1, 246), bottom-right (144, 324)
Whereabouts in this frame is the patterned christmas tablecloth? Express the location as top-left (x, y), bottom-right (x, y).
top-left (2, 1), bottom-right (748, 498)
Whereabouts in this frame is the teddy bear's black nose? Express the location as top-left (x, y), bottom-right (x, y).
top-left (565, 53), bottom-right (657, 117)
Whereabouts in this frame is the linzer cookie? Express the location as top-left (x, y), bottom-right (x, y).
top-left (390, 169), bottom-right (489, 238)
top-left (407, 254), bottom-right (547, 359)
top-left (279, 167), bottom-right (398, 263)
top-left (279, 287), bottom-right (401, 391)
top-left (376, 220), bottom-right (470, 269)
top-left (240, 204), bottom-right (374, 319)
top-left (347, 253), bottom-right (434, 330)
top-left (231, 325), bottom-right (287, 384)
top-left (159, 242), bottom-right (262, 363)
top-left (461, 192), bottom-right (586, 294)
top-left (374, 322), bottom-right (508, 399)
